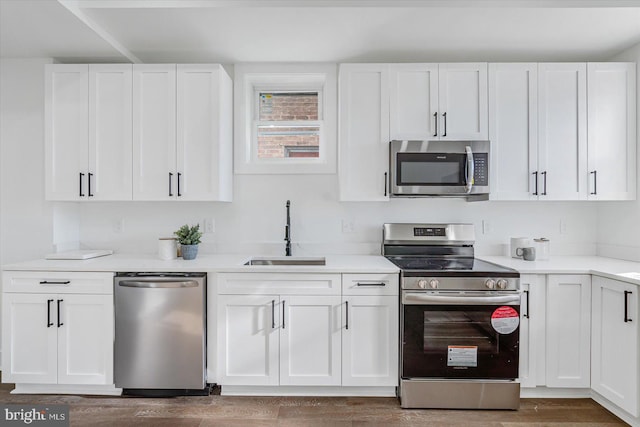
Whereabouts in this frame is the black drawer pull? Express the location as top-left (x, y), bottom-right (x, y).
top-left (169, 172), bottom-right (173, 197)
top-left (282, 300), bottom-right (286, 329)
top-left (532, 171), bottom-right (538, 196)
top-left (57, 299), bottom-right (63, 327)
top-left (345, 301), bottom-right (349, 330)
top-left (47, 299), bottom-right (54, 328)
top-left (624, 290), bottom-right (632, 323)
top-left (79, 173), bottom-right (85, 197)
top-left (271, 300), bottom-right (275, 329)
top-left (442, 112), bottom-right (447, 137)
top-left (356, 282), bottom-right (386, 287)
top-left (88, 173), bottom-right (94, 197)
top-left (523, 290), bottom-right (530, 319)
top-left (39, 281), bottom-right (71, 285)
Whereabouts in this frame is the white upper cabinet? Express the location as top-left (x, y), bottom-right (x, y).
top-left (438, 63), bottom-right (488, 140)
top-left (133, 64), bottom-right (177, 201)
top-left (389, 63), bottom-right (488, 141)
top-left (45, 64), bottom-right (133, 201)
top-left (489, 63), bottom-right (538, 200)
top-left (587, 63), bottom-right (637, 201)
top-left (338, 64), bottom-right (390, 202)
top-left (133, 64), bottom-right (232, 201)
top-left (537, 63), bottom-right (588, 201)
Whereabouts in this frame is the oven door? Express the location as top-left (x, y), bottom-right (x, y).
top-left (401, 292), bottom-right (520, 380)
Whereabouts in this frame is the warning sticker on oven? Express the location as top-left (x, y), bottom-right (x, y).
top-left (447, 346), bottom-right (478, 367)
top-left (491, 306), bottom-right (520, 335)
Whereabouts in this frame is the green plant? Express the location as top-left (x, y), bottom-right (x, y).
top-left (174, 224), bottom-right (203, 246)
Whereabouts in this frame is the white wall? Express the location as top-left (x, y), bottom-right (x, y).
top-left (598, 42), bottom-right (640, 262)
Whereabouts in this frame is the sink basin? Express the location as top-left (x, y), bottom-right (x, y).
top-left (244, 257), bottom-right (326, 266)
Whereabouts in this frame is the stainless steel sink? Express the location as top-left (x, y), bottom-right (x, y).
top-left (244, 257), bottom-right (326, 266)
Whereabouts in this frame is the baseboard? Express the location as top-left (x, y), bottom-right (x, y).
top-left (11, 383), bottom-right (122, 396)
top-left (592, 391), bottom-right (640, 427)
top-left (520, 387), bottom-right (591, 398)
top-left (221, 385), bottom-right (397, 397)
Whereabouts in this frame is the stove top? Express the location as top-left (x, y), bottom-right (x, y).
top-left (385, 256), bottom-right (520, 278)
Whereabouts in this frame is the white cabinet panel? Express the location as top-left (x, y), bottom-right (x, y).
top-left (538, 64), bottom-right (587, 200)
top-left (389, 64), bottom-right (439, 141)
top-left (438, 63), bottom-right (488, 140)
top-left (280, 296), bottom-right (341, 386)
top-left (546, 274), bottom-right (591, 388)
top-left (591, 276), bottom-right (638, 416)
top-left (518, 275), bottom-right (545, 388)
top-left (57, 295), bottom-right (114, 385)
top-left (45, 64), bottom-right (88, 201)
top-left (338, 64), bottom-right (390, 201)
top-left (133, 64), bottom-right (177, 201)
top-left (587, 63), bottom-right (637, 201)
top-left (1, 294), bottom-right (58, 384)
top-left (489, 63), bottom-right (538, 200)
top-left (217, 295), bottom-right (279, 386)
top-left (342, 296), bottom-right (398, 387)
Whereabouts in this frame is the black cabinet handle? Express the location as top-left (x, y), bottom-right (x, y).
top-left (624, 290), bottom-right (632, 323)
top-left (271, 299), bottom-right (275, 329)
top-left (590, 171), bottom-right (597, 195)
top-left (442, 112), bottom-right (447, 137)
top-left (177, 172), bottom-right (182, 197)
top-left (282, 300), bottom-right (286, 329)
top-left (39, 280), bottom-right (71, 285)
top-left (169, 172), bottom-right (173, 197)
top-left (541, 171), bottom-right (547, 196)
top-left (433, 112), bottom-right (438, 137)
top-left (356, 282), bottom-right (386, 287)
top-left (523, 290), bottom-right (530, 319)
top-left (88, 173), bottom-right (94, 197)
top-left (79, 173), bottom-right (85, 197)
top-left (47, 299), bottom-right (54, 328)
top-left (57, 299), bottom-right (63, 327)
top-left (345, 301), bottom-right (349, 330)
top-left (532, 171), bottom-right (538, 195)
top-left (384, 172), bottom-right (388, 197)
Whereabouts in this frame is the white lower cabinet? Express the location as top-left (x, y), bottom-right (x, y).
top-left (518, 275), bottom-right (545, 388)
top-left (545, 274), bottom-right (591, 388)
top-left (591, 276), bottom-right (639, 416)
top-left (2, 292), bottom-right (114, 385)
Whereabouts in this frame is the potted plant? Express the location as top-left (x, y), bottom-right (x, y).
top-left (174, 224), bottom-right (203, 260)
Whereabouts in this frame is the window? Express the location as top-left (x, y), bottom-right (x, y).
top-left (235, 64), bottom-right (337, 174)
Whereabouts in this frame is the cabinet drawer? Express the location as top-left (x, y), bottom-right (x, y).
top-left (342, 274), bottom-right (399, 296)
top-left (216, 273), bottom-right (341, 295)
top-left (2, 272), bottom-right (114, 294)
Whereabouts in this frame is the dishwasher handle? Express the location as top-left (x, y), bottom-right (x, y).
top-left (118, 280), bottom-right (199, 288)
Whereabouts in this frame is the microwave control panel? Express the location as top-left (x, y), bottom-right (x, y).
top-left (473, 154), bottom-right (488, 186)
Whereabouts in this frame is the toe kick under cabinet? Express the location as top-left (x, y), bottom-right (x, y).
top-left (215, 272), bottom-right (399, 396)
top-left (1, 271), bottom-right (117, 395)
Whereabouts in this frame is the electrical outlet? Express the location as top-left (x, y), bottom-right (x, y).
top-left (341, 220), bottom-right (355, 233)
top-left (204, 218), bottom-right (215, 233)
top-left (114, 218), bottom-right (124, 233)
top-left (482, 220), bottom-right (492, 235)
top-left (560, 220), bottom-right (567, 234)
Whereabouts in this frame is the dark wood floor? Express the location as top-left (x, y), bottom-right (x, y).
top-left (0, 382), bottom-right (626, 426)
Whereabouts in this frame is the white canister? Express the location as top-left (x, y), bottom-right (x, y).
top-left (158, 237), bottom-right (177, 260)
top-left (510, 237), bottom-right (530, 259)
top-left (533, 238), bottom-right (550, 261)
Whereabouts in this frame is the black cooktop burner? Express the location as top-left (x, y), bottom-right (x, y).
top-left (385, 256), bottom-right (519, 277)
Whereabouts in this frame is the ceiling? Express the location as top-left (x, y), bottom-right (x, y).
top-left (1, 0), bottom-right (640, 63)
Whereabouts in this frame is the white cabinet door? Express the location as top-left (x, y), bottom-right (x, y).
top-left (438, 63), bottom-right (488, 140)
top-left (177, 64), bottom-right (232, 201)
top-left (389, 64), bottom-right (439, 141)
top-left (45, 64), bottom-right (88, 201)
top-left (518, 275), bottom-right (545, 388)
top-left (488, 63), bottom-right (538, 200)
top-left (546, 274), bottom-right (591, 388)
top-left (538, 63), bottom-right (588, 201)
top-left (57, 294), bottom-right (114, 385)
top-left (280, 295), bottom-right (341, 386)
top-left (591, 276), bottom-right (638, 416)
top-left (342, 296), bottom-right (398, 387)
top-left (338, 64), bottom-right (390, 201)
top-left (1, 293), bottom-right (58, 384)
top-left (88, 64), bottom-right (133, 201)
top-left (217, 295), bottom-right (279, 386)
top-left (587, 63), bottom-right (637, 201)
top-left (133, 64), bottom-right (177, 201)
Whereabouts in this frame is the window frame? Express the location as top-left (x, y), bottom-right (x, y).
top-left (234, 63), bottom-right (337, 174)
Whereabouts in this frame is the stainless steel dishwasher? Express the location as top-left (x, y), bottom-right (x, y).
top-left (114, 272), bottom-right (208, 396)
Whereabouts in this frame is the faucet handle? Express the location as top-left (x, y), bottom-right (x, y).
top-left (284, 224), bottom-right (289, 240)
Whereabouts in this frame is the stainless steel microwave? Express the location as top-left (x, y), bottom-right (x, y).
top-left (389, 140), bottom-right (490, 200)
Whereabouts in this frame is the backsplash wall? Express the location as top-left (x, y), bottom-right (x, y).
top-left (77, 174), bottom-right (599, 258)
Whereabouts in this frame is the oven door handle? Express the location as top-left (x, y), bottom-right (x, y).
top-left (403, 293), bottom-right (520, 306)
top-left (465, 146), bottom-right (474, 193)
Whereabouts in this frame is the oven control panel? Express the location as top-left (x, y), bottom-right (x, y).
top-left (403, 276), bottom-right (519, 291)
top-left (413, 227), bottom-right (446, 237)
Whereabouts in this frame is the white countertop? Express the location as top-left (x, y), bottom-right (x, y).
top-left (479, 255), bottom-right (640, 286)
top-left (2, 253), bottom-right (400, 274)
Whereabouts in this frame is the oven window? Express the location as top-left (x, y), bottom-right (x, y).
top-left (396, 153), bottom-right (465, 186)
top-left (402, 304), bottom-right (519, 379)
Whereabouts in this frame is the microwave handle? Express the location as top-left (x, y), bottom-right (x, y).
top-left (465, 146), bottom-right (474, 193)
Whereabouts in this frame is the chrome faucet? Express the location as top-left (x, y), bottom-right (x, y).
top-left (284, 200), bottom-right (292, 256)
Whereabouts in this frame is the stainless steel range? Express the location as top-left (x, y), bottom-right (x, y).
top-left (383, 223), bottom-right (521, 410)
